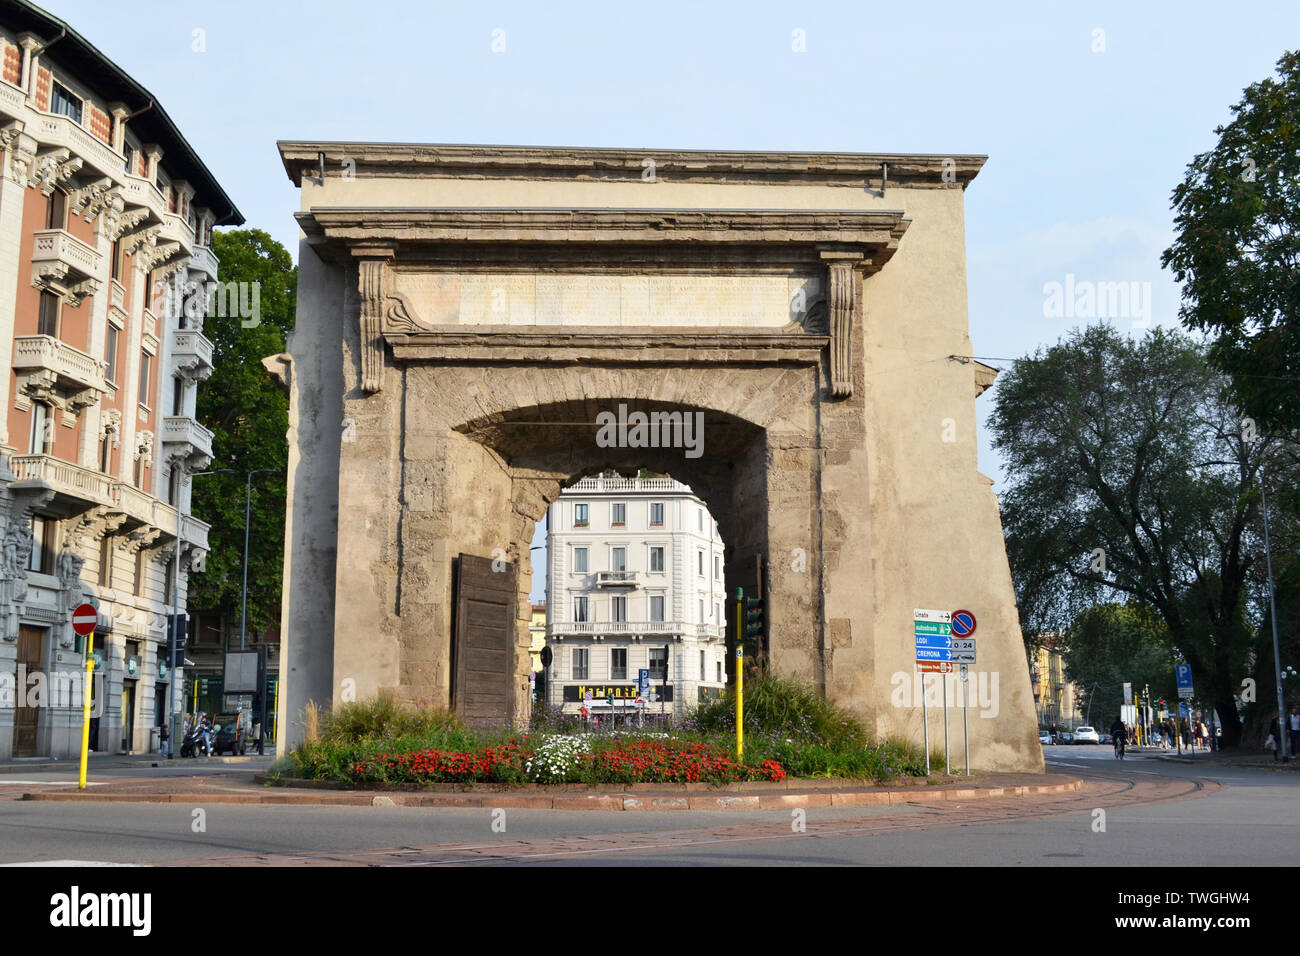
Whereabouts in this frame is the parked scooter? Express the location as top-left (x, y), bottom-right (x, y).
top-left (179, 718), bottom-right (212, 758)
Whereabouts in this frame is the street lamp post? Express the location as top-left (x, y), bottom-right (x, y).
top-left (169, 467), bottom-right (233, 759)
top-left (1260, 468), bottom-right (1289, 762)
top-left (239, 469), bottom-right (277, 652)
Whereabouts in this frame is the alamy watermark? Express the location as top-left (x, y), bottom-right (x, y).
top-left (595, 403), bottom-right (705, 459)
top-left (890, 670), bottom-right (1000, 718)
top-left (155, 279), bottom-right (261, 328)
top-left (1042, 274), bottom-right (1151, 327)
top-left (0, 666), bottom-right (104, 714)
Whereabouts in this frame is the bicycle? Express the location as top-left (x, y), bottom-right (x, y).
top-left (1113, 736), bottom-right (1126, 759)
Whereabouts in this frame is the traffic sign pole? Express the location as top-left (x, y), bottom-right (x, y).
top-left (78, 630), bottom-right (93, 790)
top-left (962, 665), bottom-right (971, 775)
top-left (71, 603), bottom-right (99, 791)
top-left (943, 668), bottom-right (950, 775)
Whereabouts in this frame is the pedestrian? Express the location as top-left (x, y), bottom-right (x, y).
top-left (1289, 707), bottom-right (1300, 757)
top-left (1267, 715), bottom-right (1281, 762)
top-left (159, 723), bottom-right (169, 758)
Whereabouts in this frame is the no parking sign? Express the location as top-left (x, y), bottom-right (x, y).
top-left (951, 609), bottom-right (976, 637)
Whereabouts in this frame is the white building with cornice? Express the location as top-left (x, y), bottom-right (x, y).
top-left (545, 475), bottom-right (727, 719)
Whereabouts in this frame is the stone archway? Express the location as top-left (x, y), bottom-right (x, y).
top-left (275, 142), bottom-right (1044, 771)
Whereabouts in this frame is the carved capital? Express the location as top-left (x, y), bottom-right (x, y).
top-left (30, 148), bottom-right (83, 197)
top-left (135, 429), bottom-right (154, 466)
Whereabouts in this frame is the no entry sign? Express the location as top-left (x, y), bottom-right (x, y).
top-left (72, 603), bottom-right (98, 636)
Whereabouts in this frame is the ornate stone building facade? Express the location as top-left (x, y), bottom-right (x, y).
top-left (0, 1), bottom-right (241, 758)
top-left (274, 140), bottom-right (1042, 772)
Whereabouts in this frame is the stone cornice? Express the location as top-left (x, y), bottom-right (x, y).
top-left (278, 141), bottom-right (986, 190)
top-left (386, 327), bottom-right (828, 366)
top-left (300, 206), bottom-right (910, 271)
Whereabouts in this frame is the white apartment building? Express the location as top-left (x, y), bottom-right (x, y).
top-left (545, 475), bottom-right (727, 719)
top-left (0, 1), bottom-right (242, 759)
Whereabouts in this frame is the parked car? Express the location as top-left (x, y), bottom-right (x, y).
top-left (1099, 733), bottom-right (1112, 745)
top-left (1039, 731), bottom-right (1053, 746)
top-left (213, 711), bottom-right (249, 756)
top-left (1058, 731), bottom-right (1074, 745)
top-left (1074, 726), bottom-right (1100, 744)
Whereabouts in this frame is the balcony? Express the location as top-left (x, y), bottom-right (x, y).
top-left (161, 416), bottom-right (214, 469)
top-left (171, 328), bottom-right (214, 380)
top-left (27, 110), bottom-right (123, 182)
top-left (157, 212), bottom-right (194, 259)
top-left (31, 229), bottom-right (103, 305)
top-left (568, 476), bottom-right (689, 493)
top-left (189, 244), bottom-right (219, 279)
top-left (9, 454), bottom-right (114, 510)
top-left (12, 334), bottom-right (108, 395)
top-left (596, 571), bottom-right (637, 587)
top-left (180, 514), bottom-right (210, 552)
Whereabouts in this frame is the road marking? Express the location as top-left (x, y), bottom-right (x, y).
top-left (0, 860), bottom-right (137, 867)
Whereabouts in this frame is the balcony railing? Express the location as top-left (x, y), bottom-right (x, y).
top-left (567, 476), bottom-right (688, 493)
top-left (10, 454), bottom-right (114, 505)
top-left (161, 416), bottom-right (214, 462)
top-left (171, 328), bottom-right (214, 377)
top-left (189, 244), bottom-right (219, 278)
top-left (12, 334), bottom-right (108, 394)
top-left (596, 570), bottom-right (637, 587)
top-left (549, 620), bottom-right (724, 639)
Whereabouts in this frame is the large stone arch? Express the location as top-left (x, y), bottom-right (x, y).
top-left (275, 142), bottom-right (1044, 771)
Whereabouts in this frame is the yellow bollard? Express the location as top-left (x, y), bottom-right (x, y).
top-left (78, 633), bottom-right (93, 790)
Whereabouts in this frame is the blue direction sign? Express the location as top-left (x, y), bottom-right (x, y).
top-left (1176, 663), bottom-right (1194, 699)
top-left (913, 609), bottom-right (953, 665)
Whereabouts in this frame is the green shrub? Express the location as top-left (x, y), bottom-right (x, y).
top-left (688, 673), bottom-right (870, 750)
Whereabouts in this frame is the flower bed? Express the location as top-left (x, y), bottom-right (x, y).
top-left (347, 734), bottom-right (784, 786)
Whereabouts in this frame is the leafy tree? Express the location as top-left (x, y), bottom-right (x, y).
top-left (1163, 50), bottom-right (1300, 432)
top-left (988, 324), bottom-right (1286, 748)
top-left (1061, 603), bottom-right (1176, 731)
top-left (187, 229), bottom-right (295, 636)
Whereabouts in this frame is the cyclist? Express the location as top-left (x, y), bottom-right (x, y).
top-left (1110, 716), bottom-right (1128, 759)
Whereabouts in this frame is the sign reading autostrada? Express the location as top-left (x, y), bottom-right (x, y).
top-left (563, 684), bottom-right (674, 703)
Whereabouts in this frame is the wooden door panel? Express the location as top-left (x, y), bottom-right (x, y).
top-left (453, 554), bottom-right (516, 722)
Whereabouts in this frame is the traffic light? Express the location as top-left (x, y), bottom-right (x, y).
top-left (166, 613), bottom-right (188, 668)
top-left (744, 596), bottom-right (763, 639)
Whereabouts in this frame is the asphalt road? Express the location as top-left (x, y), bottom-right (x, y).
top-left (0, 748), bottom-right (1294, 866)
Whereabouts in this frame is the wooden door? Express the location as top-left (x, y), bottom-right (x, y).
top-left (13, 626), bottom-right (44, 757)
top-left (452, 553), bottom-right (517, 722)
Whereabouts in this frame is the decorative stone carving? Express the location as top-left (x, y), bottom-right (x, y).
top-left (32, 260), bottom-right (101, 307)
top-left (123, 223), bottom-right (161, 259)
top-left (68, 177), bottom-right (114, 220)
top-left (30, 148), bottom-right (83, 197)
top-left (135, 429), bottom-right (154, 467)
top-left (822, 253), bottom-right (863, 399)
top-left (384, 291), bottom-right (436, 333)
top-left (356, 251), bottom-right (394, 393)
top-left (108, 206), bottom-right (149, 242)
top-left (8, 132), bottom-right (36, 188)
top-left (100, 408), bottom-right (122, 447)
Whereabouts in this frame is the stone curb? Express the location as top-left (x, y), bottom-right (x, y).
top-left (22, 779), bottom-right (1083, 810)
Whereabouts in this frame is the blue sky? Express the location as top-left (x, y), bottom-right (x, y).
top-left (40, 0), bottom-right (1299, 598)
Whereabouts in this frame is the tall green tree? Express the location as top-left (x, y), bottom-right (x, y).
top-left (1062, 603), bottom-right (1176, 731)
top-left (989, 324), bottom-right (1284, 748)
top-left (1162, 50), bottom-right (1300, 432)
top-left (188, 229), bottom-right (295, 636)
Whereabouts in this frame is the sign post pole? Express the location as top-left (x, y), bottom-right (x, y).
top-left (914, 609), bottom-right (953, 776)
top-left (943, 666), bottom-right (950, 775)
top-left (961, 664), bottom-right (971, 776)
top-left (735, 588), bottom-right (745, 760)
top-left (921, 675), bottom-right (929, 775)
top-left (72, 602), bottom-right (98, 791)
